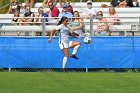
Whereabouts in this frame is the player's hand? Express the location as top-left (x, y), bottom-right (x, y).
top-left (48, 38), bottom-right (52, 43)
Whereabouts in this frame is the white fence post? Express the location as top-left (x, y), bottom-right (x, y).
top-left (139, 18), bottom-right (140, 35)
top-left (9, 68), bottom-right (11, 72)
top-left (42, 17), bottom-right (45, 36)
top-left (86, 68), bottom-right (88, 72)
top-left (90, 16), bottom-right (94, 35)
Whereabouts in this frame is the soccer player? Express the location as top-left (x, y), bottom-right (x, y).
top-left (48, 16), bottom-right (81, 72)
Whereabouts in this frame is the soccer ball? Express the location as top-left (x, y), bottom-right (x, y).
top-left (83, 31), bottom-right (91, 44)
top-left (84, 36), bottom-right (91, 44)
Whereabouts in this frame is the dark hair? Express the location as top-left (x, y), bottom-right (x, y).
top-left (48, 1), bottom-right (53, 5)
top-left (14, 10), bottom-right (20, 17)
top-left (58, 16), bottom-right (68, 25)
top-left (72, 11), bottom-right (80, 22)
top-left (97, 11), bottom-right (103, 16)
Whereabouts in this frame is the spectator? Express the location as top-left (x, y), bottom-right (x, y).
top-left (11, 10), bottom-right (21, 35)
top-left (135, 0), bottom-right (140, 7)
top-left (19, 6), bottom-right (34, 36)
top-left (12, 10), bottom-right (20, 25)
top-left (117, 0), bottom-right (129, 7)
top-left (66, 1), bottom-right (73, 14)
top-left (82, 0), bottom-right (97, 19)
top-left (47, 1), bottom-right (60, 26)
top-left (68, 11), bottom-right (84, 37)
top-left (125, 0), bottom-right (134, 7)
top-left (8, 0), bottom-right (20, 14)
top-left (58, 4), bottom-right (73, 22)
top-left (34, 6), bottom-right (50, 25)
top-left (19, 6), bottom-right (34, 25)
top-left (95, 11), bottom-right (109, 36)
top-left (20, 7), bottom-right (34, 22)
top-left (48, 1), bottom-right (60, 18)
top-left (107, 7), bottom-right (120, 36)
top-left (43, 0), bottom-right (67, 8)
top-left (20, 4), bottom-right (26, 14)
top-left (107, 7), bottom-right (120, 25)
top-left (34, 6), bottom-right (51, 36)
top-left (24, 0), bottom-right (35, 8)
top-left (59, 0), bottom-right (68, 8)
top-left (111, 0), bottom-right (134, 7)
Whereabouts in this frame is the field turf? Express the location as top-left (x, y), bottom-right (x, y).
top-left (0, 72), bottom-right (140, 93)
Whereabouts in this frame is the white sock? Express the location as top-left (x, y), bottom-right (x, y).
top-left (72, 45), bottom-right (80, 55)
top-left (62, 57), bottom-right (68, 69)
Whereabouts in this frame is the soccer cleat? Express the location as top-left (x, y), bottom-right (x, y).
top-left (61, 68), bottom-right (68, 73)
top-left (70, 54), bottom-right (79, 59)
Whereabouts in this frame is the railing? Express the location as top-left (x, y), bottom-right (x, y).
top-left (0, 16), bottom-right (140, 36)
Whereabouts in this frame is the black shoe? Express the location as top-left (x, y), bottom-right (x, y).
top-left (70, 54), bottom-right (79, 59)
top-left (61, 68), bottom-right (68, 73)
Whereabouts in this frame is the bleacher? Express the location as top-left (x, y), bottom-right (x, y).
top-left (0, 2), bottom-right (140, 36)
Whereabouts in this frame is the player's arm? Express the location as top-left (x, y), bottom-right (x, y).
top-left (48, 29), bottom-right (56, 43)
top-left (69, 32), bottom-right (81, 39)
top-left (48, 24), bottom-right (63, 43)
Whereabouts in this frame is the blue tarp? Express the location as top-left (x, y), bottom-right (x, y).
top-left (0, 36), bottom-right (140, 68)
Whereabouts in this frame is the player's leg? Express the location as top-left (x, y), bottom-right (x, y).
top-left (69, 41), bottom-right (80, 59)
top-left (59, 43), bottom-right (69, 72)
top-left (62, 48), bottom-right (69, 69)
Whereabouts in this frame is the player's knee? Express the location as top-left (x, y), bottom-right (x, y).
top-left (64, 55), bottom-right (69, 58)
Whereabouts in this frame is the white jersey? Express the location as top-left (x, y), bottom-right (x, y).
top-left (54, 24), bottom-right (70, 44)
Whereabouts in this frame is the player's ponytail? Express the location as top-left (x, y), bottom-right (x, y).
top-left (58, 16), bottom-right (68, 25)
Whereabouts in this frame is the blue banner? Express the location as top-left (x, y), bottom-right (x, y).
top-left (0, 37), bottom-right (140, 68)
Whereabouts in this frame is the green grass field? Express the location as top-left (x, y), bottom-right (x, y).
top-left (0, 72), bottom-right (140, 93)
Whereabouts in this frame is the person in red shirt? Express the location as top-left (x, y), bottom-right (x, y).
top-left (66, 1), bottom-right (73, 14)
top-left (48, 1), bottom-right (60, 18)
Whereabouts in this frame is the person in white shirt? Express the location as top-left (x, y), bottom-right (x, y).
top-left (82, 0), bottom-right (97, 19)
top-left (48, 16), bottom-right (81, 72)
top-left (135, 0), bottom-right (140, 7)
